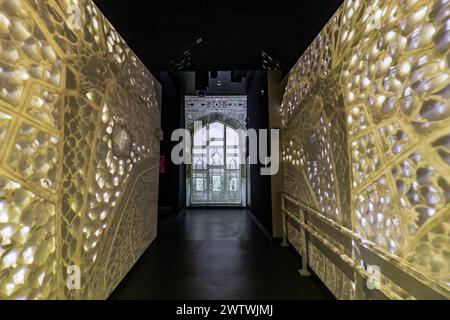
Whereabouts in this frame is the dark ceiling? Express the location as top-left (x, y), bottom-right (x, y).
top-left (93, 0), bottom-right (344, 74)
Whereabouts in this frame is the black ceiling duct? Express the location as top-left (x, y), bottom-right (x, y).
top-left (195, 71), bottom-right (209, 96)
top-left (231, 71), bottom-right (247, 83)
top-left (210, 71), bottom-right (218, 79)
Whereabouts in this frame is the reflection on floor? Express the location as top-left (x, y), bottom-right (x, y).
top-left (109, 208), bottom-right (335, 299)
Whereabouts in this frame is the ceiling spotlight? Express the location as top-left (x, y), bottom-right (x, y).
top-left (261, 50), bottom-right (281, 70)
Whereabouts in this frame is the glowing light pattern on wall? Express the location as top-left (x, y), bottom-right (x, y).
top-left (0, 0), bottom-right (160, 299)
top-left (282, 0), bottom-right (450, 299)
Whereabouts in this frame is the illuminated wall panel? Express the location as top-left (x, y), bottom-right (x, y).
top-left (282, 0), bottom-right (450, 299)
top-left (0, 0), bottom-right (161, 299)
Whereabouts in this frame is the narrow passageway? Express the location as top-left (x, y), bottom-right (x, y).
top-left (110, 209), bottom-right (334, 300)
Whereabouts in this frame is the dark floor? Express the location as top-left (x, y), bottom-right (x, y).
top-left (109, 208), bottom-right (335, 300)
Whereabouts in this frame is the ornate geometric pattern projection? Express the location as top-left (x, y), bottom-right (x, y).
top-left (185, 96), bottom-right (247, 130)
top-left (282, 0), bottom-right (450, 299)
top-left (0, 0), bottom-right (160, 299)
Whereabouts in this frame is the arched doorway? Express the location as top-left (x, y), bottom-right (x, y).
top-left (189, 119), bottom-right (245, 205)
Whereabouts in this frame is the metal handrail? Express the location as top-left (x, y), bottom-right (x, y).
top-left (281, 192), bottom-right (449, 300)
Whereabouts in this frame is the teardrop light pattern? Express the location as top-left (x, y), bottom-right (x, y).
top-left (0, 0), bottom-right (161, 299)
top-left (282, 0), bottom-right (450, 299)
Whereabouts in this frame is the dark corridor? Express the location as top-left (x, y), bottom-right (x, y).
top-left (110, 209), bottom-right (334, 300)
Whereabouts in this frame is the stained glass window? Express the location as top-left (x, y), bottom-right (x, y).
top-left (212, 175), bottom-right (222, 192)
top-left (195, 178), bottom-right (204, 192)
top-left (190, 121), bottom-right (243, 204)
top-left (229, 177), bottom-right (238, 192)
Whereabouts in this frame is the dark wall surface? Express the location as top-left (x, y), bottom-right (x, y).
top-left (156, 72), bottom-right (186, 213)
top-left (246, 71), bottom-right (273, 235)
